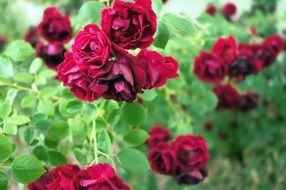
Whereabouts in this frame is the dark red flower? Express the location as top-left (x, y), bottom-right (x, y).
top-left (263, 35), bottom-right (284, 60)
top-left (101, 0), bottom-right (157, 49)
top-left (28, 172), bottom-right (50, 190)
top-left (251, 43), bottom-right (275, 68)
top-left (147, 124), bottom-right (171, 148)
top-left (171, 135), bottom-right (209, 171)
top-left (213, 83), bottom-right (240, 110)
top-left (57, 52), bottom-right (102, 101)
top-left (222, 3), bottom-right (237, 19)
top-left (137, 49), bottom-right (179, 89)
top-left (212, 36), bottom-right (237, 64)
top-left (205, 5), bottom-right (217, 16)
top-left (228, 57), bottom-right (254, 81)
top-left (24, 26), bottom-right (39, 48)
top-left (72, 24), bottom-right (112, 72)
top-left (238, 43), bottom-right (263, 73)
top-left (237, 92), bottom-right (259, 112)
top-left (38, 7), bottom-right (72, 44)
top-left (148, 142), bottom-right (177, 175)
top-left (194, 51), bottom-right (226, 83)
top-left (74, 164), bottom-right (130, 190)
top-left (174, 167), bottom-right (208, 185)
top-left (47, 164), bottom-right (80, 190)
top-left (36, 42), bottom-right (66, 70)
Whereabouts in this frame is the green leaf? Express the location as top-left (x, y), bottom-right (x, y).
top-left (0, 55), bottom-right (14, 78)
top-left (124, 129), bottom-right (149, 146)
top-left (153, 21), bottom-right (169, 49)
top-left (48, 151), bottom-right (67, 166)
top-left (34, 120), bottom-right (52, 131)
top-left (73, 148), bottom-right (87, 165)
top-left (66, 100), bottom-right (83, 114)
top-left (11, 155), bottom-right (45, 184)
top-left (33, 146), bottom-right (48, 161)
top-left (4, 40), bottom-right (34, 62)
top-left (139, 90), bottom-right (158, 101)
top-left (121, 103), bottom-right (147, 126)
top-left (21, 95), bottom-right (37, 109)
top-left (3, 122), bottom-right (17, 135)
top-left (163, 13), bottom-right (196, 35)
top-left (69, 118), bottom-right (87, 140)
top-left (0, 101), bottom-right (12, 118)
top-left (9, 115), bottom-right (30, 125)
top-left (29, 58), bottom-right (43, 74)
top-left (14, 72), bottom-right (34, 83)
top-left (0, 171), bottom-right (8, 190)
top-left (97, 129), bottom-right (112, 154)
top-left (152, 0), bottom-right (163, 15)
top-left (0, 135), bottom-right (13, 162)
top-left (47, 121), bottom-right (69, 141)
top-left (40, 87), bottom-right (57, 98)
top-left (38, 99), bottom-right (55, 116)
top-left (117, 148), bottom-right (150, 174)
top-left (24, 127), bottom-right (34, 145)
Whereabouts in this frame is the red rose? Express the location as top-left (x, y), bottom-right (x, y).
top-left (47, 164), bottom-right (80, 190)
top-left (228, 58), bottom-right (254, 82)
top-left (213, 84), bottom-right (240, 110)
top-left (38, 7), bottom-right (72, 44)
top-left (238, 43), bottom-right (263, 73)
top-left (263, 35), bottom-right (284, 59)
top-left (57, 52), bottom-right (102, 101)
top-left (147, 125), bottom-right (171, 148)
top-left (74, 164), bottom-right (130, 190)
top-left (101, 0), bottom-right (157, 49)
top-left (171, 135), bottom-right (209, 171)
top-left (36, 42), bottom-right (66, 70)
top-left (237, 92), bottom-right (259, 112)
top-left (137, 49), bottom-right (179, 89)
top-left (194, 51), bottom-right (226, 83)
top-left (24, 26), bottom-right (39, 48)
top-left (148, 142), bottom-right (177, 175)
top-left (222, 3), bottom-right (237, 19)
top-left (28, 172), bottom-right (50, 190)
top-left (174, 167), bottom-right (208, 185)
top-left (252, 44), bottom-right (274, 68)
top-left (212, 36), bottom-right (237, 64)
top-left (72, 24), bottom-right (112, 72)
top-left (205, 5), bottom-right (217, 16)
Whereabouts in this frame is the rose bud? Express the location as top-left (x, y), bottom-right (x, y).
top-left (28, 172), bottom-right (50, 190)
top-left (212, 36), bottom-right (237, 64)
top-left (194, 51), bottom-right (226, 83)
top-left (101, 0), bottom-right (157, 49)
top-left (137, 49), bottom-right (179, 90)
top-left (24, 26), bottom-right (39, 48)
top-left (74, 164), bottom-right (130, 190)
top-left (204, 122), bottom-right (213, 131)
top-left (237, 92), bottom-right (259, 112)
top-left (147, 124), bottom-right (171, 148)
top-left (57, 52), bottom-right (102, 101)
top-left (222, 3), bottom-right (237, 20)
top-left (213, 84), bottom-right (240, 110)
top-left (38, 7), bottom-right (72, 44)
top-left (36, 42), bottom-right (66, 70)
top-left (47, 164), bottom-right (81, 190)
top-left (263, 35), bottom-right (284, 59)
top-left (171, 135), bottom-right (209, 171)
top-left (174, 167), bottom-right (208, 185)
top-left (205, 4), bottom-right (217, 16)
top-left (148, 142), bottom-right (177, 175)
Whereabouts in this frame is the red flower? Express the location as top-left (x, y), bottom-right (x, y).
top-left (74, 164), bottom-right (130, 190)
top-left (263, 35), bottom-right (284, 59)
top-left (237, 92), bottom-right (259, 112)
top-left (213, 84), bottom-right (240, 110)
top-left (171, 135), bottom-right (209, 171)
top-left (238, 43), bottom-right (263, 73)
top-left (212, 36), bottom-right (237, 64)
top-left (28, 173), bottom-right (50, 190)
top-left (36, 42), bottom-right (66, 70)
top-left (47, 164), bottom-right (81, 190)
top-left (24, 26), bottom-right (39, 48)
top-left (38, 7), bottom-right (72, 44)
top-left (147, 125), bottom-right (171, 148)
top-left (101, 0), bottom-right (157, 49)
top-left (205, 5), bottom-right (217, 16)
top-left (222, 3), bottom-right (237, 19)
top-left (137, 49), bottom-right (179, 89)
top-left (194, 51), bottom-right (226, 83)
top-left (148, 142), bottom-right (177, 175)
top-left (174, 167), bottom-right (208, 185)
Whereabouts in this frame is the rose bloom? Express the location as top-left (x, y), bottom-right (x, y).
top-left (212, 36), bottom-right (237, 64)
top-left (24, 26), bottom-right (39, 47)
top-left (174, 167), bottom-right (208, 185)
top-left (205, 4), bottom-right (217, 16)
top-left (213, 83), bottom-right (240, 110)
top-left (222, 3), bottom-right (237, 19)
top-left (263, 35), bottom-right (284, 59)
top-left (38, 7), bottom-right (72, 44)
top-left (148, 142), bottom-right (177, 175)
top-left (171, 135), bottom-right (209, 171)
top-left (36, 42), bottom-right (66, 70)
top-left (147, 124), bottom-right (171, 148)
top-left (194, 51), bottom-right (226, 83)
top-left (72, 24), bottom-right (112, 72)
top-left (74, 164), bottom-right (130, 190)
top-left (137, 49), bottom-right (179, 89)
top-left (228, 57), bottom-right (254, 82)
top-left (28, 172), bottom-right (50, 190)
top-left (101, 0), bottom-right (157, 49)
top-left (237, 92), bottom-right (259, 112)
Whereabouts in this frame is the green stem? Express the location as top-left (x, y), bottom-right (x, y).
top-left (92, 119), bottom-right (99, 164)
top-left (0, 81), bottom-right (39, 94)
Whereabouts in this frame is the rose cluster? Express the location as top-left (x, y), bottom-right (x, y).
top-left (206, 2), bottom-right (237, 20)
top-left (57, 0), bottom-right (179, 102)
top-left (147, 125), bottom-right (209, 185)
top-left (194, 35), bottom-right (284, 83)
top-left (213, 83), bottom-right (259, 112)
top-left (24, 7), bottom-right (72, 70)
top-left (28, 163), bottom-right (130, 190)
